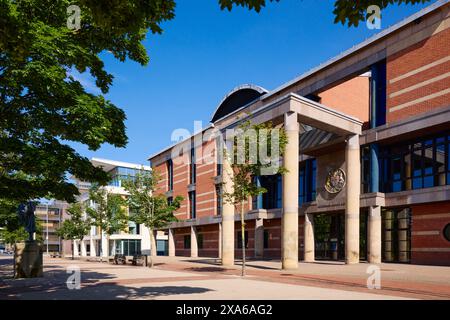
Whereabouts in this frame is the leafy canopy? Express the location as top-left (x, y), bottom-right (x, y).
top-left (0, 0), bottom-right (430, 204)
top-left (0, 198), bottom-right (43, 244)
top-left (220, 0), bottom-right (432, 26)
top-left (223, 120), bottom-right (288, 205)
top-left (122, 170), bottom-right (182, 231)
top-left (86, 185), bottom-right (128, 236)
top-left (56, 202), bottom-right (91, 242)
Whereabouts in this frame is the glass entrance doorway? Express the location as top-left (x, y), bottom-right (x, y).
top-left (314, 213), bottom-right (345, 260)
top-left (313, 211), bottom-right (368, 261)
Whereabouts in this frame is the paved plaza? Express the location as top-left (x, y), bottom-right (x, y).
top-left (1, 255), bottom-right (449, 300)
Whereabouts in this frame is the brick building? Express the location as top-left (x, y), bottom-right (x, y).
top-left (149, 2), bottom-right (450, 267)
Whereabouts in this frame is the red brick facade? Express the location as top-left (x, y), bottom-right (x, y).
top-left (411, 202), bottom-right (450, 266)
top-left (150, 5), bottom-right (450, 266)
top-left (387, 28), bottom-right (450, 123)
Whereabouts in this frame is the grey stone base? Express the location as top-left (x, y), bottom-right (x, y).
top-left (14, 241), bottom-right (43, 278)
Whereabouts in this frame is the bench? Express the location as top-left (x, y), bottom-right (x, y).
top-left (112, 254), bottom-right (127, 265)
top-left (128, 254), bottom-right (146, 266)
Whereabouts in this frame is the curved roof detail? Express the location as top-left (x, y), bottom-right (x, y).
top-left (211, 84), bottom-right (268, 123)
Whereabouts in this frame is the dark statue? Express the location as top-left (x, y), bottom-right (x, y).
top-left (17, 201), bottom-right (37, 242)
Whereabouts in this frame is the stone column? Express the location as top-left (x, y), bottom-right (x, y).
top-left (368, 206), bottom-right (382, 264)
top-left (282, 112), bottom-right (299, 269)
top-left (222, 152), bottom-right (235, 266)
top-left (168, 228), bottom-right (175, 257)
top-left (345, 134), bottom-right (361, 264)
top-left (254, 218), bottom-right (264, 258)
top-left (90, 237), bottom-right (96, 256)
top-left (101, 232), bottom-right (108, 257)
top-left (90, 238), bottom-right (96, 257)
top-left (73, 240), bottom-right (79, 257)
top-left (80, 240), bottom-right (87, 257)
top-left (303, 213), bottom-right (315, 262)
top-left (190, 226), bottom-right (198, 258)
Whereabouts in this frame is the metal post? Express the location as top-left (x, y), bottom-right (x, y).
top-left (46, 204), bottom-right (49, 255)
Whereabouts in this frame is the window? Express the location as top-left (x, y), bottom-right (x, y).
top-left (216, 136), bottom-right (223, 176)
top-left (184, 235), bottom-right (190, 249)
top-left (197, 234), bottom-right (204, 249)
top-left (237, 231), bottom-right (249, 249)
top-left (167, 159), bottom-right (173, 191)
top-left (216, 185), bottom-right (222, 216)
top-left (108, 167), bottom-right (139, 187)
top-left (444, 224), bottom-right (450, 242)
top-left (382, 208), bottom-right (411, 263)
top-left (380, 131), bottom-right (450, 192)
top-left (113, 239), bottom-right (141, 256)
top-left (190, 140), bottom-right (196, 184)
top-left (361, 146), bottom-right (371, 193)
top-left (263, 230), bottom-right (269, 249)
top-left (128, 221), bottom-right (140, 235)
top-left (189, 191), bottom-right (196, 219)
top-left (258, 174), bottom-right (282, 209)
top-left (299, 159), bottom-right (316, 205)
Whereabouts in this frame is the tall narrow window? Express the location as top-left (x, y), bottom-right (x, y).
top-left (167, 159), bottom-right (173, 191)
top-left (190, 140), bottom-right (196, 184)
top-left (197, 234), bottom-right (204, 249)
top-left (216, 185), bottom-right (222, 216)
top-left (298, 158), bottom-right (316, 205)
top-left (216, 137), bottom-right (223, 176)
top-left (184, 235), bottom-right (190, 249)
top-left (189, 191), bottom-right (196, 219)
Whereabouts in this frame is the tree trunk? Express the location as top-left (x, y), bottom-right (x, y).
top-left (241, 201), bottom-right (246, 277)
top-left (149, 227), bottom-right (156, 268)
top-left (99, 226), bottom-right (103, 262)
top-left (72, 240), bottom-right (74, 260)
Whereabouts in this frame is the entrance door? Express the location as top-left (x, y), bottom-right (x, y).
top-left (314, 211), bottom-right (368, 261)
top-left (314, 213), bottom-right (345, 260)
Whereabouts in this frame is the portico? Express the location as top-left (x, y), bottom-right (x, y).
top-left (216, 93), bottom-right (363, 269)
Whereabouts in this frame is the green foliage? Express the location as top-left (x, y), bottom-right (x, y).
top-left (0, 198), bottom-right (27, 244)
top-left (223, 120), bottom-right (288, 276)
top-left (223, 120), bottom-right (288, 205)
top-left (56, 202), bottom-right (90, 242)
top-left (333, 0), bottom-right (432, 27)
top-left (86, 185), bottom-right (128, 236)
top-left (122, 170), bottom-right (182, 231)
top-left (0, 0), bottom-right (429, 204)
top-left (0, 198), bottom-right (43, 244)
top-left (220, 0), bottom-right (432, 27)
top-left (0, 0), bottom-right (176, 202)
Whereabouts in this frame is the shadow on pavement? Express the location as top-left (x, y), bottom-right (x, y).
top-left (0, 257), bottom-right (213, 300)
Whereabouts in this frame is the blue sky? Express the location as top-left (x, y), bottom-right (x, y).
top-left (70, 0), bottom-right (432, 166)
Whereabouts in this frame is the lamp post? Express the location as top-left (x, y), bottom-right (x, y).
top-left (46, 203), bottom-right (49, 255)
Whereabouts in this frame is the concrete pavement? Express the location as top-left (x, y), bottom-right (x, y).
top-left (1, 255), bottom-right (449, 300)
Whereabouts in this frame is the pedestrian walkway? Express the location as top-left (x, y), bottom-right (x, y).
top-left (0, 255), bottom-right (449, 300)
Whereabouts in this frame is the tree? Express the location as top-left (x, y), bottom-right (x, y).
top-left (223, 120), bottom-right (287, 276)
top-left (0, 198), bottom-right (43, 245)
top-left (86, 185), bottom-right (128, 260)
top-left (1, 0), bottom-right (431, 204)
top-left (56, 202), bottom-right (91, 260)
top-left (220, 0), bottom-right (432, 27)
top-left (122, 170), bottom-right (182, 268)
